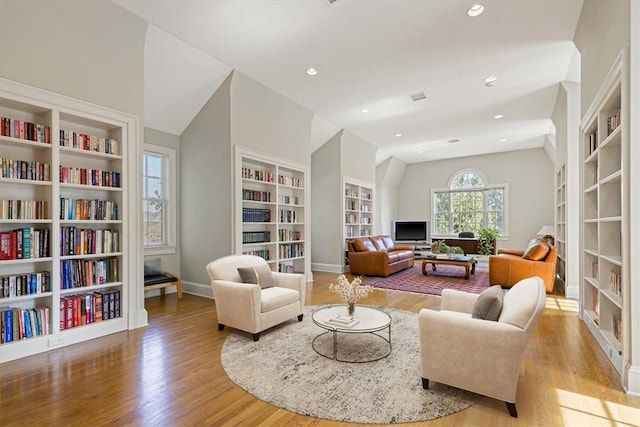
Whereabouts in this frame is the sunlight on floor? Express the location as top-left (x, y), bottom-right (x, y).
top-left (545, 296), bottom-right (579, 313)
top-left (556, 388), bottom-right (640, 427)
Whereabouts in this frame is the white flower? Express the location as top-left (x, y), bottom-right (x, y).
top-left (328, 274), bottom-right (374, 304)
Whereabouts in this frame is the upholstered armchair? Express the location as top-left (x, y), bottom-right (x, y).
top-left (205, 255), bottom-right (305, 341)
top-left (489, 238), bottom-right (557, 293)
top-left (418, 277), bottom-right (546, 418)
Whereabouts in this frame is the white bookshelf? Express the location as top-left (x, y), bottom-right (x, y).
top-left (0, 78), bottom-right (137, 363)
top-left (555, 163), bottom-right (566, 290)
top-left (343, 178), bottom-right (375, 269)
top-left (579, 49), bottom-right (629, 378)
top-left (235, 146), bottom-right (310, 281)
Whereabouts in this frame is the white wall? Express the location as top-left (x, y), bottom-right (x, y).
top-left (397, 148), bottom-right (554, 250)
top-left (376, 156), bottom-right (407, 236)
top-left (340, 131), bottom-right (377, 184)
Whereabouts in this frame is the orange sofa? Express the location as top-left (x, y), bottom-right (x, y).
top-left (489, 239), bottom-right (557, 293)
top-left (347, 235), bottom-right (415, 277)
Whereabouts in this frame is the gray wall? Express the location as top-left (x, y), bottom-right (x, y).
top-left (144, 127), bottom-right (181, 278)
top-left (397, 148), bottom-right (554, 250)
top-left (180, 75), bottom-right (232, 288)
top-left (340, 131), bottom-right (377, 183)
top-left (311, 133), bottom-right (342, 267)
top-left (376, 156), bottom-right (407, 236)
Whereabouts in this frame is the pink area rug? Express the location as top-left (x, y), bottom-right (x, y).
top-left (362, 264), bottom-right (490, 296)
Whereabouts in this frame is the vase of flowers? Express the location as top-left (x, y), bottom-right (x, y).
top-left (329, 274), bottom-right (374, 315)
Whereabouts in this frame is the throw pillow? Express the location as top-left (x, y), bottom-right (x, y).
top-left (144, 258), bottom-right (163, 277)
top-left (522, 238), bottom-right (550, 261)
top-left (237, 264), bottom-right (275, 289)
top-left (472, 285), bottom-right (504, 321)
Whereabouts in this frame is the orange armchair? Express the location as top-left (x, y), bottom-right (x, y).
top-left (489, 239), bottom-right (557, 293)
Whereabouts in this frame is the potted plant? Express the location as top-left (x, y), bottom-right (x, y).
top-left (477, 227), bottom-right (499, 255)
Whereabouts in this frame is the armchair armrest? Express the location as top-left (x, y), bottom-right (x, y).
top-left (211, 279), bottom-right (262, 333)
top-left (497, 248), bottom-right (524, 256)
top-left (441, 289), bottom-right (478, 313)
top-left (272, 271), bottom-right (306, 309)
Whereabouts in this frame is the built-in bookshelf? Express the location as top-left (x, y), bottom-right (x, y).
top-left (343, 178), bottom-right (375, 268)
top-left (555, 163), bottom-right (566, 288)
top-left (235, 147), bottom-right (310, 280)
top-left (579, 49), bottom-right (629, 377)
top-left (0, 78), bottom-right (135, 363)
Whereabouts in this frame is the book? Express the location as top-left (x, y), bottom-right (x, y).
top-left (326, 314), bottom-right (359, 328)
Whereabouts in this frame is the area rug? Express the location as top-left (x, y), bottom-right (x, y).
top-left (220, 305), bottom-right (478, 424)
top-left (362, 264), bottom-right (490, 296)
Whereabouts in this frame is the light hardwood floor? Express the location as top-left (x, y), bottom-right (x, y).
top-left (1, 271), bottom-right (639, 426)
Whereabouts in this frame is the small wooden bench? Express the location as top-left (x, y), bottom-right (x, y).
top-left (144, 271), bottom-right (183, 298)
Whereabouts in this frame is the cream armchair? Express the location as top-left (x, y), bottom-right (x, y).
top-left (418, 277), bottom-right (546, 418)
top-left (206, 255), bottom-right (306, 341)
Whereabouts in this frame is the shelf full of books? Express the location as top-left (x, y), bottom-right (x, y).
top-left (0, 78), bottom-right (136, 363)
top-left (343, 179), bottom-right (375, 269)
top-left (235, 146), bottom-right (310, 280)
top-left (579, 49), bottom-right (629, 378)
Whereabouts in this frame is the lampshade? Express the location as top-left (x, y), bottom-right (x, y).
top-left (537, 225), bottom-right (555, 237)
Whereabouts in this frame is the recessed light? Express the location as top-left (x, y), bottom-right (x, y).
top-left (494, 114), bottom-right (504, 119)
top-left (484, 76), bottom-right (497, 87)
top-left (305, 67), bottom-right (318, 76)
top-left (418, 150), bottom-right (425, 154)
top-left (361, 108), bottom-right (369, 113)
top-left (467, 4), bottom-right (485, 17)
top-left (395, 133), bottom-right (403, 137)
top-left (500, 138), bottom-right (507, 142)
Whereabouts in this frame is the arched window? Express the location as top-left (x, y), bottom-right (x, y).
top-left (432, 169), bottom-right (507, 236)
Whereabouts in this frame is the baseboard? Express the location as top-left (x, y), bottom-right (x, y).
top-left (182, 281), bottom-right (214, 299)
top-left (311, 263), bottom-right (344, 273)
top-left (565, 283), bottom-right (579, 299)
top-left (625, 364), bottom-right (640, 396)
top-left (129, 308), bottom-right (148, 329)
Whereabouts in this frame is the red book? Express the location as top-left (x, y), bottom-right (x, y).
top-left (59, 298), bottom-right (66, 331)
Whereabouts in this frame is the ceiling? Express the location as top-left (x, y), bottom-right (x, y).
top-left (114, 0), bottom-right (583, 164)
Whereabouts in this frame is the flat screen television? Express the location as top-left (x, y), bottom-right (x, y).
top-left (393, 220), bottom-right (430, 243)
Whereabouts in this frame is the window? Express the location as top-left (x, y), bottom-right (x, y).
top-left (143, 144), bottom-right (176, 254)
top-left (432, 169), bottom-right (508, 236)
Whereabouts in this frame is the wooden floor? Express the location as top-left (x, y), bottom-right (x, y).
top-left (2, 271), bottom-right (639, 426)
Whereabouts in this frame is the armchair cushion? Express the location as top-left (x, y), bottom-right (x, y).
top-left (522, 238), bottom-right (550, 261)
top-left (353, 238), bottom-right (377, 252)
top-left (238, 264), bottom-right (275, 289)
top-left (261, 286), bottom-right (300, 312)
top-left (472, 285), bottom-right (504, 321)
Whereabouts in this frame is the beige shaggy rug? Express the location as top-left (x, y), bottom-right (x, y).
top-left (220, 305), bottom-right (478, 424)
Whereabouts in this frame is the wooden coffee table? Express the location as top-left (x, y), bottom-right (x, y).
top-left (421, 255), bottom-right (477, 279)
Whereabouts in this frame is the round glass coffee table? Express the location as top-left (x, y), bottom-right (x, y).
top-left (311, 305), bottom-right (392, 363)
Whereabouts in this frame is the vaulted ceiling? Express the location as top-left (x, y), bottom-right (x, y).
top-left (114, 0), bottom-right (583, 164)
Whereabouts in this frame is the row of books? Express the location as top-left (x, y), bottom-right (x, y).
top-left (278, 264), bottom-right (296, 273)
top-left (60, 258), bottom-right (119, 289)
top-left (242, 231), bottom-right (271, 244)
top-left (59, 166), bottom-right (121, 188)
top-left (242, 167), bottom-right (274, 183)
top-left (612, 314), bottom-right (622, 343)
top-left (0, 199), bottom-right (49, 220)
top-left (242, 207), bottom-right (271, 223)
top-left (59, 130), bottom-right (119, 155)
top-left (0, 157), bottom-right (51, 182)
top-left (1, 272), bottom-right (51, 299)
top-left (360, 192), bottom-right (372, 200)
top-left (0, 228), bottom-right (50, 260)
top-left (0, 307), bottom-right (50, 344)
top-left (586, 131), bottom-right (598, 156)
top-left (278, 175), bottom-right (303, 188)
top-left (242, 189), bottom-right (271, 202)
top-left (345, 189), bottom-right (360, 198)
top-left (609, 271), bottom-right (622, 298)
top-left (278, 229), bottom-right (301, 242)
top-left (60, 198), bottom-right (119, 221)
top-left (279, 209), bottom-right (298, 223)
top-left (0, 116), bottom-right (51, 144)
top-left (279, 243), bottom-right (304, 259)
top-left (606, 111), bottom-right (621, 136)
top-left (242, 249), bottom-right (270, 260)
top-left (592, 262), bottom-right (599, 279)
top-left (280, 195), bottom-right (300, 205)
top-left (60, 289), bottom-right (120, 330)
top-left (60, 227), bottom-right (119, 256)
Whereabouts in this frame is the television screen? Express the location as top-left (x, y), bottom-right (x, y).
top-left (393, 220), bottom-right (429, 242)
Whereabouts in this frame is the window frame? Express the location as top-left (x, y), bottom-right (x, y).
top-left (431, 169), bottom-right (509, 239)
top-left (143, 143), bottom-right (177, 255)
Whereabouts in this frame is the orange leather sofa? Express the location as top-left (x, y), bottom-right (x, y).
top-left (489, 239), bottom-right (557, 293)
top-left (347, 235), bottom-right (415, 277)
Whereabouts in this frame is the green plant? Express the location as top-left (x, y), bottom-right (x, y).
top-left (431, 240), bottom-right (446, 253)
top-left (449, 246), bottom-right (464, 255)
top-left (477, 227), bottom-right (499, 255)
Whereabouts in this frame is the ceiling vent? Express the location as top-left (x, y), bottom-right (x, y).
top-left (326, 0), bottom-right (339, 4)
top-left (410, 91), bottom-right (427, 102)
top-left (448, 138), bottom-right (460, 143)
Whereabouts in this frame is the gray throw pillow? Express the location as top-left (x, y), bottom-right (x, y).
top-left (144, 258), bottom-right (163, 276)
top-left (472, 285), bottom-right (504, 321)
top-left (237, 264), bottom-right (274, 289)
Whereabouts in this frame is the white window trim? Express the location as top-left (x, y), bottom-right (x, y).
top-left (431, 182), bottom-right (510, 239)
top-left (143, 143), bottom-right (177, 256)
